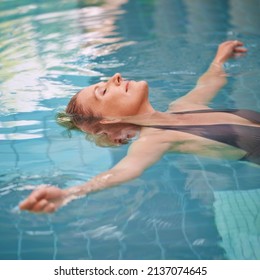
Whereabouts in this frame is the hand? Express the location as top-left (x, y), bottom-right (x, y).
top-left (19, 185), bottom-right (70, 213)
top-left (214, 40), bottom-right (247, 64)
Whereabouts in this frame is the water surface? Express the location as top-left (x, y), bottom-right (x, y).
top-left (0, 0), bottom-right (260, 260)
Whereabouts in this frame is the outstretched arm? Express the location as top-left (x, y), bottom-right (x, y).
top-left (169, 40), bottom-right (247, 111)
top-left (19, 137), bottom-right (170, 213)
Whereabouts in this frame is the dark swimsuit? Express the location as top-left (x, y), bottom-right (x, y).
top-left (148, 109), bottom-right (260, 165)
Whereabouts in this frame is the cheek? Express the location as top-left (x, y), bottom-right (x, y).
top-left (123, 83), bottom-right (148, 113)
top-left (101, 82), bottom-right (149, 117)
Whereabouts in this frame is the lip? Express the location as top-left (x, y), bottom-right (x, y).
top-left (126, 81), bottom-right (130, 92)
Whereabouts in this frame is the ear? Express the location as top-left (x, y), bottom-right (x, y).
top-left (99, 117), bottom-right (122, 125)
top-left (112, 136), bottom-right (128, 145)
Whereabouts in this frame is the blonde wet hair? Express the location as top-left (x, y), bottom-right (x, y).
top-left (56, 92), bottom-right (131, 147)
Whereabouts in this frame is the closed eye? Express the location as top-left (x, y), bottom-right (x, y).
top-left (94, 86), bottom-right (106, 99)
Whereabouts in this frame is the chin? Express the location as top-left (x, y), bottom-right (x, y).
top-left (139, 80), bottom-right (148, 87)
top-left (138, 80), bottom-right (149, 93)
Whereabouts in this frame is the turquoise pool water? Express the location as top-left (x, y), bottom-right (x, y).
top-left (0, 0), bottom-right (260, 260)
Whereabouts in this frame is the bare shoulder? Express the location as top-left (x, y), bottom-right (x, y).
top-left (115, 128), bottom-right (173, 173)
top-left (167, 101), bottom-right (210, 113)
top-left (130, 127), bottom-right (173, 152)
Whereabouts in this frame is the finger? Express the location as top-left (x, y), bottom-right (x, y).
top-left (42, 203), bottom-right (56, 213)
top-left (221, 40), bottom-right (243, 46)
top-left (234, 47), bottom-right (247, 53)
top-left (31, 199), bottom-right (49, 212)
top-left (19, 189), bottom-right (47, 211)
top-left (19, 196), bottom-right (37, 210)
top-left (32, 188), bottom-right (49, 200)
top-left (232, 40), bottom-right (244, 46)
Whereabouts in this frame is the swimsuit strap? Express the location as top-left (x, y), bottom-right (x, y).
top-left (171, 109), bottom-right (260, 124)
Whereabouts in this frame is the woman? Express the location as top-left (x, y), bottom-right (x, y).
top-left (19, 40), bottom-right (259, 213)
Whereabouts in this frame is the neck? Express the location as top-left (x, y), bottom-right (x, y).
top-left (120, 110), bottom-right (167, 126)
top-left (137, 99), bottom-right (156, 115)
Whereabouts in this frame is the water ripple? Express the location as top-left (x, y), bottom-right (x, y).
top-left (0, 0), bottom-right (131, 115)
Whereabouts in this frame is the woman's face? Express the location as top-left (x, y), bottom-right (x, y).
top-left (76, 73), bottom-right (151, 117)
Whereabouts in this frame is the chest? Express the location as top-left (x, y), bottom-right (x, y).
top-left (144, 127), bottom-right (247, 160)
top-left (172, 111), bottom-right (255, 126)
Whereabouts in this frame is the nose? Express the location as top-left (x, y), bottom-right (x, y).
top-left (108, 73), bottom-right (122, 86)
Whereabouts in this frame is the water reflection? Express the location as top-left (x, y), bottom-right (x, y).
top-left (0, 0), bottom-right (129, 115)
